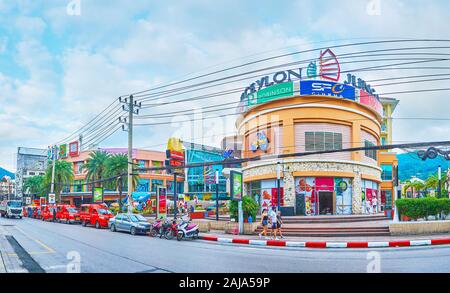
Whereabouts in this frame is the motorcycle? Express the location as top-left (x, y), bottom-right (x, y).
top-left (150, 219), bottom-right (163, 237)
top-left (164, 220), bottom-right (178, 240)
top-left (176, 217), bottom-right (199, 241)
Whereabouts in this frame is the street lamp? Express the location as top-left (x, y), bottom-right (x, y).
top-left (276, 162), bottom-right (281, 211)
top-left (438, 165), bottom-right (442, 198)
top-left (215, 169), bottom-right (219, 221)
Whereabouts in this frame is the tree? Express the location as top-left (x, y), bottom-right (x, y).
top-left (82, 150), bottom-right (110, 188)
top-left (45, 160), bottom-right (74, 202)
top-left (104, 154), bottom-right (139, 210)
top-left (402, 180), bottom-right (413, 198)
top-left (23, 175), bottom-right (46, 198)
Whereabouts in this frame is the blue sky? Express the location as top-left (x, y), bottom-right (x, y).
top-left (1, 0), bottom-right (450, 172)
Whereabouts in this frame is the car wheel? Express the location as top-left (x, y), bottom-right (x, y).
top-left (82, 220), bottom-right (87, 227)
top-left (95, 221), bottom-right (100, 229)
top-left (110, 224), bottom-right (116, 232)
top-left (130, 227), bottom-right (136, 235)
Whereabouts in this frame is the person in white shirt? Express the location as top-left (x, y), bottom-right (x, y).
top-left (268, 206), bottom-right (279, 240)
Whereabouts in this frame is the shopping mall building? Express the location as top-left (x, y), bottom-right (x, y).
top-left (231, 49), bottom-right (399, 216)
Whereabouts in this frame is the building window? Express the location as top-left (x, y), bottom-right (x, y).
top-left (137, 160), bottom-right (147, 173)
top-left (305, 132), bottom-right (342, 152)
top-left (381, 137), bottom-right (386, 146)
top-left (384, 190), bottom-right (393, 209)
top-left (75, 162), bottom-right (84, 174)
top-left (381, 164), bottom-right (393, 181)
top-left (364, 140), bottom-right (377, 160)
top-left (152, 161), bottom-right (163, 174)
top-left (74, 180), bottom-right (83, 192)
top-left (151, 180), bottom-right (164, 192)
top-left (381, 123), bottom-right (387, 132)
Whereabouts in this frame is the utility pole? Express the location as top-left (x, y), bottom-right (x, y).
top-left (119, 95), bottom-right (141, 213)
top-left (276, 162), bottom-right (281, 211)
top-left (50, 145), bottom-right (57, 195)
top-left (215, 169), bottom-right (219, 221)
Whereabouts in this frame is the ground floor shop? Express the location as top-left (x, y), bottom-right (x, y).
top-left (243, 160), bottom-right (384, 216)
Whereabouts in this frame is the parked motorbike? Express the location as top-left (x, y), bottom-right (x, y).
top-left (176, 217), bottom-right (199, 241)
top-left (164, 220), bottom-right (178, 240)
top-left (150, 219), bottom-right (163, 237)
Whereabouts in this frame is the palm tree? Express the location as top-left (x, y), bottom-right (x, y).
top-left (425, 173), bottom-right (447, 197)
top-left (23, 175), bottom-right (46, 198)
top-left (104, 154), bottom-right (139, 210)
top-left (45, 160), bottom-right (74, 202)
top-left (411, 181), bottom-right (425, 198)
top-left (402, 180), bottom-right (413, 198)
top-left (82, 150), bottom-right (110, 191)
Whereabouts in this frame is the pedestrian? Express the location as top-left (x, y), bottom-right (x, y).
top-left (276, 210), bottom-right (284, 239)
top-left (269, 206), bottom-right (278, 240)
top-left (53, 207), bottom-right (56, 222)
top-left (372, 197), bottom-right (378, 214)
top-left (258, 209), bottom-right (269, 239)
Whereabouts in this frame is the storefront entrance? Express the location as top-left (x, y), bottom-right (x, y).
top-left (318, 191), bottom-right (334, 215)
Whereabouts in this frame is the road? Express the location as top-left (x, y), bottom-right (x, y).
top-left (1, 217), bottom-right (449, 273)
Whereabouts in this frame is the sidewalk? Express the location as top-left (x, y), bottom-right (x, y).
top-left (0, 226), bottom-right (28, 273)
top-left (199, 230), bottom-right (450, 249)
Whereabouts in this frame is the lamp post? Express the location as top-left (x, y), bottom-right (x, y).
top-left (438, 165), bottom-right (442, 198)
top-left (215, 169), bottom-right (219, 221)
top-left (276, 162), bottom-right (281, 211)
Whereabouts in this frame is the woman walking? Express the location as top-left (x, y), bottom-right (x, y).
top-left (259, 209), bottom-right (269, 239)
top-left (276, 210), bottom-right (284, 239)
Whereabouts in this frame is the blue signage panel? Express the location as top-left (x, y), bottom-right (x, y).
top-left (300, 80), bottom-right (356, 100)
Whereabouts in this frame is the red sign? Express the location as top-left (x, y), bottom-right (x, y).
top-left (271, 188), bottom-right (284, 206)
top-left (69, 141), bottom-right (79, 157)
top-left (320, 49), bottom-right (340, 82)
top-left (169, 160), bottom-right (183, 167)
top-left (359, 90), bottom-right (383, 117)
top-left (168, 150), bottom-right (184, 161)
top-left (315, 177), bottom-right (334, 192)
top-left (39, 197), bottom-right (46, 206)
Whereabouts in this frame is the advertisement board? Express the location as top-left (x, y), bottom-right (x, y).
top-left (300, 80), bottom-right (356, 100)
top-left (69, 141), bottom-right (79, 157)
top-left (248, 82), bottom-right (294, 106)
top-left (48, 193), bottom-right (56, 204)
top-left (40, 197), bottom-right (46, 206)
top-left (59, 144), bottom-right (68, 159)
top-left (157, 186), bottom-right (167, 219)
top-left (230, 171), bottom-right (243, 201)
top-left (359, 89), bottom-right (383, 117)
top-left (25, 197), bottom-right (31, 205)
top-left (93, 187), bottom-right (103, 203)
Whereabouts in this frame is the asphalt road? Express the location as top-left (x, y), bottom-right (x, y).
top-left (1, 217), bottom-right (449, 273)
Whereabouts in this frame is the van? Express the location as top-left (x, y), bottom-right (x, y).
top-left (0, 200), bottom-right (24, 219)
top-left (79, 203), bottom-right (113, 229)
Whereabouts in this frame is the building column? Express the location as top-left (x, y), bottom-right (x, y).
top-left (352, 170), bottom-right (362, 214)
top-left (283, 167), bottom-right (295, 207)
top-left (351, 122), bottom-right (362, 161)
top-left (282, 118), bottom-right (294, 154)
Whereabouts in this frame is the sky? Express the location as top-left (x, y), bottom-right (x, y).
top-left (1, 0), bottom-right (450, 172)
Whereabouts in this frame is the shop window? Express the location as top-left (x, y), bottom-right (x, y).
top-left (137, 160), bottom-right (147, 173)
top-left (364, 140), bottom-right (377, 160)
top-left (381, 164), bottom-right (393, 181)
top-left (305, 132), bottom-right (342, 152)
top-left (151, 180), bottom-right (164, 192)
top-left (152, 161), bottom-right (163, 174)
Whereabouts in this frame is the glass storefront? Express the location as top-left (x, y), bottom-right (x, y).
top-left (361, 180), bottom-right (380, 214)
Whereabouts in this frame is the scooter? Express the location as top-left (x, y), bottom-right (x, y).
top-left (176, 217), bottom-right (199, 241)
top-left (150, 218), bottom-right (166, 237)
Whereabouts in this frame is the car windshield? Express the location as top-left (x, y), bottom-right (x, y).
top-left (129, 214), bottom-right (147, 222)
top-left (98, 209), bottom-right (112, 215)
top-left (67, 208), bottom-right (77, 213)
top-left (7, 201), bottom-right (22, 208)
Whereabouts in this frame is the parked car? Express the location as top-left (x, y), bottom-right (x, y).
top-left (79, 203), bottom-right (113, 229)
top-left (109, 213), bottom-right (151, 235)
top-left (31, 206), bottom-right (41, 219)
top-left (41, 205), bottom-right (57, 222)
top-left (56, 205), bottom-right (80, 224)
top-left (0, 200), bottom-right (24, 219)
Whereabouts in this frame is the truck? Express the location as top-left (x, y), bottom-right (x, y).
top-left (0, 200), bottom-right (24, 219)
top-left (56, 204), bottom-right (81, 224)
top-left (79, 203), bottom-right (113, 229)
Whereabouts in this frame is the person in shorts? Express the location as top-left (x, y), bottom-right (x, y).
top-left (276, 210), bottom-right (284, 239)
top-left (269, 206), bottom-right (278, 240)
top-left (259, 209), bottom-right (269, 239)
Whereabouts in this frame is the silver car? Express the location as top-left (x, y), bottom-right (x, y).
top-left (109, 213), bottom-right (151, 235)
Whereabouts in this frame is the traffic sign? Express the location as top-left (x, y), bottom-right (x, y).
top-left (48, 193), bottom-right (56, 204)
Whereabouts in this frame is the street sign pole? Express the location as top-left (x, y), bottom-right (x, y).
top-left (238, 200), bottom-right (243, 235)
top-left (215, 170), bottom-right (219, 221)
top-left (276, 162), bottom-right (281, 211)
top-left (173, 173), bottom-right (177, 219)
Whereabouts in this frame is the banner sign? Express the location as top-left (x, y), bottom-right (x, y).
top-left (248, 82), bottom-right (294, 106)
top-left (166, 137), bottom-right (185, 174)
top-left (93, 187), bottom-right (103, 203)
top-left (300, 80), bottom-right (356, 100)
top-left (59, 144), bottom-right (68, 159)
top-left (25, 197), bottom-right (31, 205)
top-left (359, 89), bottom-right (383, 116)
top-left (230, 171), bottom-right (243, 201)
top-left (40, 197), bottom-right (46, 206)
top-left (48, 193), bottom-right (56, 204)
top-left (157, 186), bottom-right (167, 219)
top-left (69, 141), bottom-right (79, 157)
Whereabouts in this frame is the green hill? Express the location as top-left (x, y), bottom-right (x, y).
top-left (397, 152), bottom-right (450, 182)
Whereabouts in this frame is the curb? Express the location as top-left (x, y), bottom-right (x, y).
top-left (199, 235), bottom-right (450, 249)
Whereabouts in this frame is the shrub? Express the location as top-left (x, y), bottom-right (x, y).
top-left (396, 198), bottom-right (450, 220)
top-left (229, 196), bottom-right (259, 220)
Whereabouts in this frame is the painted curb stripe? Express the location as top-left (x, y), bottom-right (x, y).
top-left (431, 238), bottom-right (450, 245)
top-left (347, 242), bottom-right (369, 248)
top-left (410, 240), bottom-right (432, 246)
top-left (266, 240), bottom-right (286, 247)
top-left (389, 240), bottom-right (410, 247)
top-left (200, 236), bottom-right (450, 249)
top-left (232, 238), bottom-right (250, 245)
top-left (249, 240), bottom-right (267, 246)
top-left (286, 241), bottom-right (306, 247)
top-left (368, 241), bottom-right (389, 247)
top-left (326, 242), bottom-right (347, 248)
top-left (306, 242), bottom-right (327, 248)
top-left (217, 238), bottom-right (232, 243)
top-left (202, 236), bottom-right (218, 241)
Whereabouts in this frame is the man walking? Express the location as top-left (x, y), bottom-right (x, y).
top-left (269, 206), bottom-right (278, 240)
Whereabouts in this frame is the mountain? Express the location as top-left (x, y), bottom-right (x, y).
top-left (0, 167), bottom-right (15, 180)
top-left (397, 152), bottom-right (450, 182)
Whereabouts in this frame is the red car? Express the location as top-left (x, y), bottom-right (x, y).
top-left (41, 205), bottom-right (57, 222)
top-left (79, 203), bottom-right (113, 229)
top-left (56, 205), bottom-right (81, 224)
